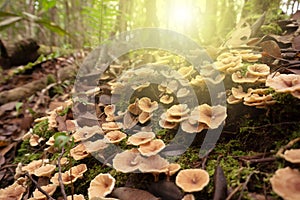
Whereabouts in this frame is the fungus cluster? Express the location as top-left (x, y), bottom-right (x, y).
top-left (159, 103), bottom-right (227, 133)
top-left (227, 86), bottom-right (276, 108)
top-left (266, 72), bottom-right (300, 99)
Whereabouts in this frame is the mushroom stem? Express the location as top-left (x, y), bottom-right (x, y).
top-left (153, 172), bottom-right (159, 182)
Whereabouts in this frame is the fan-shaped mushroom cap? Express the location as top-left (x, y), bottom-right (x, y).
top-left (282, 149), bottom-right (300, 163)
top-left (177, 88), bottom-right (190, 98)
top-left (203, 74), bottom-right (226, 84)
top-left (127, 131), bottom-right (155, 145)
top-left (88, 173), bottom-right (116, 199)
top-left (181, 119), bottom-right (208, 133)
top-left (128, 99), bottom-right (142, 115)
top-left (70, 143), bottom-right (89, 160)
top-left (227, 95), bottom-right (243, 104)
top-left (33, 184), bottom-right (57, 199)
top-left (166, 163), bottom-right (181, 176)
top-left (84, 139), bottom-right (108, 153)
top-left (160, 95), bottom-right (174, 104)
top-left (291, 90), bottom-right (300, 99)
top-left (113, 150), bottom-right (143, 173)
top-left (51, 164), bottom-right (87, 185)
top-left (110, 82), bottom-right (126, 94)
top-left (139, 155), bottom-right (169, 173)
top-left (0, 181), bottom-right (26, 200)
top-left (182, 194), bottom-right (195, 200)
top-left (231, 85), bottom-right (247, 99)
top-left (159, 119), bottom-right (177, 129)
top-left (104, 105), bottom-right (116, 121)
top-left (232, 71), bottom-right (259, 83)
top-left (29, 134), bottom-right (44, 147)
top-left (138, 139), bottom-right (166, 156)
top-left (161, 113), bottom-right (188, 123)
top-left (104, 131), bottom-right (127, 143)
top-left (33, 164), bottom-right (56, 177)
top-left (270, 167), bottom-right (300, 200)
top-left (190, 104), bottom-right (227, 129)
top-left (138, 111), bottom-right (153, 124)
top-left (214, 53), bottom-right (242, 72)
top-left (132, 82), bottom-right (150, 91)
top-left (175, 169), bottom-right (210, 192)
top-left (266, 73), bottom-right (300, 92)
top-left (190, 75), bottom-right (205, 87)
top-left (72, 125), bottom-right (103, 142)
top-left (22, 159), bottom-right (43, 174)
top-left (46, 136), bottom-right (55, 146)
top-left (178, 66), bottom-right (194, 78)
top-left (138, 97), bottom-right (158, 113)
top-left (247, 64), bottom-right (270, 76)
top-left (67, 194), bottom-right (85, 200)
top-left (102, 122), bottom-right (123, 131)
top-left (167, 104), bottom-right (190, 116)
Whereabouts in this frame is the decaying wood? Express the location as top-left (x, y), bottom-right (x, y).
top-left (0, 38), bottom-right (40, 69)
top-left (0, 64), bottom-right (77, 105)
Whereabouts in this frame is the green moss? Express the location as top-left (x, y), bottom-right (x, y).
top-left (14, 139), bottom-right (43, 164)
top-left (33, 119), bottom-right (55, 139)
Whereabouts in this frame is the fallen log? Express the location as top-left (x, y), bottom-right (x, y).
top-left (0, 38), bottom-right (40, 69)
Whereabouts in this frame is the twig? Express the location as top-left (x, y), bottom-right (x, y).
top-left (240, 121), bottom-right (299, 130)
top-left (238, 172), bottom-right (256, 200)
top-left (277, 137), bottom-right (300, 158)
top-left (58, 147), bottom-right (67, 200)
top-left (226, 184), bottom-right (242, 200)
top-left (25, 172), bottom-right (55, 200)
top-left (240, 157), bottom-right (276, 164)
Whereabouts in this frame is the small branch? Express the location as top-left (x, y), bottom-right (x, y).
top-left (277, 137), bottom-right (300, 158)
top-left (240, 121), bottom-right (299, 130)
top-left (25, 172), bottom-right (55, 200)
top-left (240, 157), bottom-right (276, 164)
top-left (237, 172), bottom-right (256, 200)
top-left (226, 184), bottom-right (242, 200)
top-left (58, 147), bottom-right (67, 200)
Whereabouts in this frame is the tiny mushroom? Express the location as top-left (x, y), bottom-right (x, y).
top-left (70, 143), bottom-right (90, 160)
top-left (67, 194), bottom-right (85, 200)
top-left (270, 167), bottom-right (300, 200)
top-left (138, 111), bottom-right (153, 124)
top-left (231, 71), bottom-right (259, 83)
top-left (33, 164), bottom-right (56, 177)
top-left (127, 131), bottom-right (156, 146)
top-left (190, 104), bottom-right (227, 129)
top-left (72, 125), bottom-right (103, 142)
top-left (178, 65), bottom-right (194, 78)
top-left (138, 139), bottom-right (166, 157)
top-left (282, 149), bottom-right (300, 163)
top-left (138, 97), bottom-right (158, 113)
top-left (266, 73), bottom-right (300, 93)
top-left (165, 163), bottom-right (181, 181)
top-left (51, 164), bottom-right (87, 185)
top-left (177, 88), bottom-right (190, 98)
top-left (22, 159), bottom-right (43, 174)
top-left (182, 194), bottom-right (195, 200)
top-left (112, 150), bottom-right (143, 173)
top-left (175, 169), bottom-right (210, 192)
top-left (29, 134), bottom-right (44, 147)
top-left (104, 131), bottom-right (127, 144)
top-left (0, 180), bottom-right (26, 200)
top-left (160, 95), bottom-right (174, 104)
top-left (101, 122), bottom-right (123, 132)
top-left (139, 155), bottom-right (170, 182)
top-left (88, 173), bottom-right (116, 199)
top-left (84, 139), bottom-right (108, 153)
top-left (247, 64), bottom-right (270, 77)
top-left (104, 105), bottom-right (116, 121)
top-left (181, 118), bottom-right (208, 133)
top-left (32, 184), bottom-right (57, 200)
top-left (128, 99), bottom-right (142, 115)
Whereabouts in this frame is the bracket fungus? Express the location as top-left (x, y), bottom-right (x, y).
top-left (138, 97), bottom-right (158, 113)
top-left (270, 167), bottom-right (300, 200)
top-left (247, 64), bottom-right (270, 77)
top-left (22, 159), bottom-right (43, 174)
top-left (88, 173), bottom-right (116, 199)
top-left (101, 122), bottom-right (123, 132)
top-left (160, 94), bottom-right (174, 104)
top-left (175, 169), bottom-right (210, 192)
top-left (214, 53), bottom-right (242, 73)
top-left (84, 139), bottom-right (108, 153)
top-left (231, 71), bottom-right (259, 83)
top-left (138, 111), bottom-right (153, 124)
top-left (51, 164), bottom-right (87, 185)
top-left (181, 118), bottom-right (208, 133)
top-left (72, 125), bottom-right (103, 142)
top-left (127, 131), bottom-right (155, 146)
top-left (139, 155), bottom-right (170, 181)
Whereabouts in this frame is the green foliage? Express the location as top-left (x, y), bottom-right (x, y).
top-left (54, 132), bottom-right (70, 149)
top-left (14, 139), bottom-right (43, 164)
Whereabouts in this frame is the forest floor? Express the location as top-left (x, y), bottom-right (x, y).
top-left (1, 16), bottom-right (300, 200)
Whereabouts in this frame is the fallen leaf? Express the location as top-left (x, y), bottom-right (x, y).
top-left (260, 40), bottom-right (282, 58)
top-left (111, 187), bottom-right (160, 200)
top-left (148, 180), bottom-right (183, 200)
top-left (213, 165), bottom-right (228, 200)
